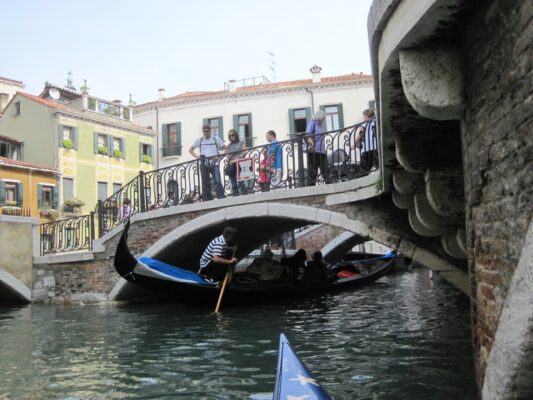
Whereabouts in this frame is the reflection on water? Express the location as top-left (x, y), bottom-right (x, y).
top-left (0, 268), bottom-right (478, 399)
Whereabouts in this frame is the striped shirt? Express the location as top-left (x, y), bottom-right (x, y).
top-left (361, 118), bottom-right (377, 152)
top-left (199, 235), bottom-right (227, 269)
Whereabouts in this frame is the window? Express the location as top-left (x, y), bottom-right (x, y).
top-left (140, 143), bottom-right (153, 163)
top-left (322, 104), bottom-right (344, 131)
top-left (63, 177), bottom-right (74, 201)
top-left (205, 117), bottom-right (223, 140)
top-left (112, 136), bottom-right (125, 158)
top-left (234, 113), bottom-right (253, 147)
top-left (0, 141), bottom-right (11, 158)
top-left (162, 123), bottom-right (181, 157)
top-left (14, 101), bottom-right (20, 116)
top-left (60, 126), bottom-right (78, 149)
top-left (38, 185), bottom-right (55, 209)
top-left (113, 183), bottom-right (122, 194)
top-left (94, 132), bottom-right (111, 155)
top-left (368, 100), bottom-right (376, 110)
top-left (98, 181), bottom-right (108, 201)
top-left (288, 108), bottom-right (311, 138)
top-left (0, 180), bottom-right (22, 207)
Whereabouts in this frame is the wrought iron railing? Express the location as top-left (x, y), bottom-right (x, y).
top-left (39, 213), bottom-right (94, 255)
top-left (97, 121), bottom-right (378, 236)
top-left (39, 121), bottom-right (379, 252)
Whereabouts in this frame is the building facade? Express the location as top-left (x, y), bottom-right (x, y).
top-left (133, 67), bottom-right (374, 168)
top-left (0, 76), bottom-right (24, 116)
top-left (0, 84), bottom-right (157, 215)
top-left (0, 134), bottom-right (59, 222)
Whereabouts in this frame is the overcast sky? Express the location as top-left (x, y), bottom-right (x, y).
top-left (1, 0), bottom-right (373, 104)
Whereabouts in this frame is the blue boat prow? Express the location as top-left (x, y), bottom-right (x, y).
top-left (273, 334), bottom-right (332, 400)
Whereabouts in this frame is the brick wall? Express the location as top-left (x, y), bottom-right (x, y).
top-left (294, 225), bottom-right (344, 255)
top-left (462, 0), bottom-right (533, 385)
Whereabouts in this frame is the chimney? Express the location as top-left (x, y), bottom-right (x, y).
top-left (158, 88), bottom-right (166, 102)
top-left (310, 65), bottom-right (322, 83)
top-left (113, 99), bottom-right (122, 106)
top-left (228, 80), bottom-right (236, 93)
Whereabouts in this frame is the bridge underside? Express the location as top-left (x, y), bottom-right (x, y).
top-left (0, 269), bottom-right (31, 304)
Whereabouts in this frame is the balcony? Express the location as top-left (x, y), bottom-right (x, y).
top-left (84, 96), bottom-right (133, 121)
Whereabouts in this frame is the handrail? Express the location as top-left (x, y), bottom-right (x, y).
top-left (39, 121), bottom-right (379, 252)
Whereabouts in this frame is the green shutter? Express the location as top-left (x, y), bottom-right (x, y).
top-left (288, 109), bottom-right (296, 136)
top-left (233, 115), bottom-right (239, 130)
top-left (93, 132), bottom-right (98, 154)
top-left (305, 107), bottom-right (312, 125)
top-left (72, 127), bottom-right (79, 150)
top-left (176, 122), bottom-right (182, 156)
top-left (58, 124), bottom-right (64, 147)
top-left (337, 103), bottom-right (344, 128)
top-left (107, 135), bottom-right (113, 156)
top-left (139, 143), bottom-right (143, 162)
top-left (17, 182), bottom-right (23, 207)
top-left (37, 184), bottom-right (43, 208)
top-left (319, 105), bottom-right (325, 112)
top-left (0, 181), bottom-right (5, 206)
top-left (120, 138), bottom-right (125, 159)
top-left (148, 144), bottom-right (153, 160)
top-left (247, 113), bottom-right (253, 146)
top-left (53, 186), bottom-right (58, 209)
top-left (218, 117), bottom-right (224, 140)
top-left (161, 124), bottom-right (168, 157)
top-left (203, 118), bottom-right (208, 128)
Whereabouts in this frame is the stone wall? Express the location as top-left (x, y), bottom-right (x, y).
top-left (294, 225), bottom-right (344, 254)
top-left (462, 0), bottom-right (533, 385)
top-left (0, 216), bottom-right (36, 287)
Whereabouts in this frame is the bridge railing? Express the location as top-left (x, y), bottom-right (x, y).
top-left (39, 213), bottom-right (94, 255)
top-left (97, 121), bottom-right (376, 236)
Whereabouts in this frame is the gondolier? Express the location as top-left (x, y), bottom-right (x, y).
top-left (198, 227), bottom-right (238, 283)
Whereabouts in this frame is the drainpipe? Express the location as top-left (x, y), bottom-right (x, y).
top-left (305, 87), bottom-right (315, 114)
top-left (155, 105), bottom-right (160, 167)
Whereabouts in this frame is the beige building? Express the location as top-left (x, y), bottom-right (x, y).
top-left (0, 76), bottom-right (25, 116)
top-left (134, 67), bottom-right (374, 169)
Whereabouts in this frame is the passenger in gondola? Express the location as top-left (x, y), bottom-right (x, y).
top-left (198, 226), bottom-right (238, 284)
top-left (284, 249), bottom-right (307, 285)
top-left (303, 252), bottom-right (329, 285)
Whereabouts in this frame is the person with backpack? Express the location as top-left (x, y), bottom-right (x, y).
top-left (189, 123), bottom-right (226, 200)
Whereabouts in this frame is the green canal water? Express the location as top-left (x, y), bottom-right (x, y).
top-left (0, 268), bottom-right (478, 399)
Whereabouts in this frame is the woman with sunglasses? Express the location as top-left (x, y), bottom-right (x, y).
top-left (225, 129), bottom-right (248, 196)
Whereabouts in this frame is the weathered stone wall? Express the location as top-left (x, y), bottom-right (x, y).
top-left (462, 0), bottom-right (533, 385)
top-left (0, 216), bottom-right (36, 287)
top-left (294, 225), bottom-right (344, 254)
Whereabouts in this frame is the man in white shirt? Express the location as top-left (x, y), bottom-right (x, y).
top-left (189, 123), bottom-right (226, 200)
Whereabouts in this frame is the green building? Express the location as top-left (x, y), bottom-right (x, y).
top-left (0, 83), bottom-right (156, 215)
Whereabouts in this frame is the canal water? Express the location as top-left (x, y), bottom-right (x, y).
top-left (0, 268), bottom-right (478, 399)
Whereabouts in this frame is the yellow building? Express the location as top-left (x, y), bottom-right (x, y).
top-left (0, 134), bottom-right (59, 222)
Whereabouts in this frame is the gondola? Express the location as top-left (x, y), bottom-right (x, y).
top-left (114, 221), bottom-right (396, 306)
top-left (273, 333), bottom-right (332, 400)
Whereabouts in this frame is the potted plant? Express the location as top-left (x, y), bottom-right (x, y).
top-left (63, 138), bottom-right (74, 149)
top-left (39, 208), bottom-right (59, 220)
top-left (63, 198), bottom-right (85, 213)
top-left (98, 145), bottom-right (108, 155)
top-left (114, 148), bottom-right (123, 158)
top-left (6, 200), bottom-right (18, 207)
top-left (143, 154), bottom-right (152, 164)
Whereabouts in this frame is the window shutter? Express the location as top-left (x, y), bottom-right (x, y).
top-left (161, 124), bottom-right (168, 157)
top-left (218, 117), bottom-right (224, 140)
top-left (93, 132), bottom-right (98, 154)
top-left (72, 127), bottom-right (79, 150)
top-left (37, 184), bottom-right (43, 208)
top-left (337, 103), bottom-right (344, 128)
top-left (232, 114), bottom-right (239, 130)
top-left (107, 135), bottom-right (113, 156)
top-left (58, 124), bottom-right (64, 147)
top-left (176, 122), bottom-right (182, 156)
top-left (288, 109), bottom-right (296, 136)
top-left (247, 113), bottom-right (253, 146)
top-left (120, 138), bottom-right (125, 159)
top-left (305, 107), bottom-right (312, 125)
top-left (17, 182), bottom-right (23, 207)
top-left (148, 144), bottom-right (153, 160)
top-left (0, 181), bottom-right (5, 206)
top-left (53, 186), bottom-right (59, 209)
top-left (139, 143), bottom-right (143, 162)
top-left (319, 105), bottom-right (325, 112)
top-left (202, 118), bottom-right (208, 128)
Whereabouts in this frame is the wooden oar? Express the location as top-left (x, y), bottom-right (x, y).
top-left (214, 246), bottom-right (237, 313)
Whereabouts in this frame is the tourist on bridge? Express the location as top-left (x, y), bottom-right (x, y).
top-left (305, 110), bottom-right (330, 185)
top-left (225, 128), bottom-right (248, 196)
top-left (353, 109), bottom-right (378, 171)
top-left (118, 197), bottom-right (133, 222)
top-left (258, 147), bottom-right (271, 192)
top-left (266, 130), bottom-right (283, 189)
top-left (198, 226), bottom-right (238, 284)
top-left (189, 123), bottom-right (226, 201)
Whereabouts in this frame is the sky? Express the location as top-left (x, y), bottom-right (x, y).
top-left (0, 0), bottom-right (374, 105)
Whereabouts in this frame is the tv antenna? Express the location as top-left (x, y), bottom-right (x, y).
top-left (267, 51), bottom-right (276, 83)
